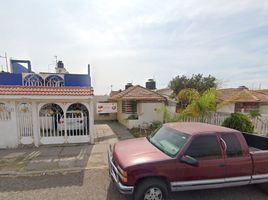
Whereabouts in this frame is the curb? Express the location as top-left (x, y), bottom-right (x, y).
top-left (0, 165), bottom-right (108, 177)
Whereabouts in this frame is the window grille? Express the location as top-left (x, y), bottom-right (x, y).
top-left (0, 103), bottom-right (11, 120)
top-left (122, 101), bottom-right (137, 114)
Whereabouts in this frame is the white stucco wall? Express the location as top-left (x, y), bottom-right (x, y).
top-left (117, 101), bottom-right (128, 127)
top-left (0, 96), bottom-right (94, 148)
top-left (259, 104), bottom-right (268, 119)
top-left (138, 102), bottom-right (164, 124)
top-left (260, 104), bottom-right (268, 114)
top-left (0, 101), bottom-right (19, 148)
top-left (117, 101), bottom-right (164, 129)
top-left (217, 103), bottom-right (235, 113)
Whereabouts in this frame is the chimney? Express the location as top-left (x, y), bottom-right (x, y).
top-left (125, 83), bottom-right (133, 90)
top-left (145, 79), bottom-right (156, 90)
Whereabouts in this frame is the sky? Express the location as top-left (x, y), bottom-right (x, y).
top-left (1, 0), bottom-right (268, 94)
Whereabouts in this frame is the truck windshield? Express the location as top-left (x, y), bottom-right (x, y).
top-left (148, 126), bottom-right (189, 157)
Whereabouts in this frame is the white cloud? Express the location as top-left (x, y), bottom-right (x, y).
top-left (1, 0), bottom-right (268, 93)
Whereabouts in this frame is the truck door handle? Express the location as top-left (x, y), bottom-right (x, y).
top-left (218, 163), bottom-right (225, 168)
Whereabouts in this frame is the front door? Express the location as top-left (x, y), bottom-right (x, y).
top-left (171, 134), bottom-right (226, 191)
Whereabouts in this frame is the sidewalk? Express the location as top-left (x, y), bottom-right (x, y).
top-left (0, 122), bottom-right (132, 176)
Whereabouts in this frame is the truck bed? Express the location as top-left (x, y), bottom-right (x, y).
top-left (242, 133), bottom-right (268, 152)
top-left (249, 147), bottom-right (262, 152)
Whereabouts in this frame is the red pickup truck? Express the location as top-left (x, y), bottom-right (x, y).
top-left (108, 122), bottom-right (268, 200)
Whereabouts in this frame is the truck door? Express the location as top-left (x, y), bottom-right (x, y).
top-left (171, 134), bottom-right (226, 191)
top-left (220, 133), bottom-right (252, 186)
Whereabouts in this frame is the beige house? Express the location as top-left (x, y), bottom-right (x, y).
top-left (155, 88), bottom-right (177, 113)
top-left (217, 87), bottom-right (268, 117)
top-left (109, 85), bottom-right (166, 129)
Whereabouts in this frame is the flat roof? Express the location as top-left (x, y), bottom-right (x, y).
top-left (165, 122), bottom-right (240, 135)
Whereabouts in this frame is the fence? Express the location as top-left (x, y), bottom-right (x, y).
top-left (179, 112), bottom-right (268, 136)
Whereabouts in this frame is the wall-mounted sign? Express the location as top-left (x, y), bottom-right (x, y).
top-left (97, 102), bottom-right (117, 114)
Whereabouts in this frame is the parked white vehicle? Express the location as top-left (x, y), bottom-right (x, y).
top-left (58, 111), bottom-right (86, 131)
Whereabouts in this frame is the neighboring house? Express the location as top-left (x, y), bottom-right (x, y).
top-left (155, 87), bottom-right (177, 113)
top-left (217, 87), bottom-right (268, 117)
top-left (109, 85), bottom-right (166, 129)
top-left (0, 59), bottom-right (94, 148)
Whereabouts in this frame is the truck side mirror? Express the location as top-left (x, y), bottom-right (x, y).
top-left (180, 155), bottom-right (199, 167)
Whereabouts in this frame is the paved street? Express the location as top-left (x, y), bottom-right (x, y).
top-left (0, 122), bottom-right (267, 200)
top-left (0, 169), bottom-right (267, 200)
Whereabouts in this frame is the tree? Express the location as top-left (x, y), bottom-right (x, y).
top-left (222, 112), bottom-right (254, 133)
top-left (180, 88), bottom-right (217, 118)
top-left (177, 88), bottom-right (200, 109)
top-left (169, 74), bottom-right (217, 97)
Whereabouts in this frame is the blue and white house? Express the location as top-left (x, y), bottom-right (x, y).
top-left (0, 59), bottom-right (94, 148)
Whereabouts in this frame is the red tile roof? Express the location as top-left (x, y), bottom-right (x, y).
top-left (0, 86), bottom-right (94, 96)
top-left (109, 85), bottom-right (166, 101)
top-left (217, 88), bottom-right (268, 103)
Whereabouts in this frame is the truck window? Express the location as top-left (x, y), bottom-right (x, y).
top-left (221, 133), bottom-right (243, 157)
top-left (148, 126), bottom-right (190, 157)
top-left (184, 135), bottom-right (221, 160)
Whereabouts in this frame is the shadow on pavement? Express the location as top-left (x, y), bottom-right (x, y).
top-left (95, 134), bottom-right (118, 143)
top-left (0, 171), bottom-right (85, 192)
top-left (106, 181), bottom-right (133, 200)
top-left (0, 144), bottom-right (94, 191)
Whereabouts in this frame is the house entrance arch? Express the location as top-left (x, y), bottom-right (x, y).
top-left (66, 103), bottom-right (90, 143)
top-left (39, 103), bottom-right (65, 144)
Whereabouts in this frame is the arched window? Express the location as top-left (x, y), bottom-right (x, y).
top-left (45, 75), bottom-right (64, 87)
top-left (24, 74), bottom-right (44, 86)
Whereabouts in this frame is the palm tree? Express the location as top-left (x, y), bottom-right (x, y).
top-left (180, 88), bottom-right (217, 120)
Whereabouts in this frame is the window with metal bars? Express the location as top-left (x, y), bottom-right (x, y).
top-left (122, 101), bottom-right (137, 114)
top-left (0, 103), bottom-right (11, 121)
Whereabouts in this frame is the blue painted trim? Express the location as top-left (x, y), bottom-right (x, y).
top-left (64, 74), bottom-right (91, 87)
top-left (0, 73), bottom-right (22, 85)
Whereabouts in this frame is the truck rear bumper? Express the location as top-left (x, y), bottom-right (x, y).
top-left (108, 145), bottom-right (134, 195)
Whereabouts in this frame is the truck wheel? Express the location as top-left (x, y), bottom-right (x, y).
top-left (134, 178), bottom-right (169, 200)
top-left (258, 183), bottom-right (268, 194)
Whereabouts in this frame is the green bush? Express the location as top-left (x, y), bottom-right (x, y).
top-left (150, 120), bottom-right (163, 130)
top-left (222, 112), bottom-right (254, 133)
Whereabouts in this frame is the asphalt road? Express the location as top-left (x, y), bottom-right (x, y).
top-left (0, 168), bottom-right (267, 200)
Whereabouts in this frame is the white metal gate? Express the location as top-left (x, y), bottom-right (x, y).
top-left (39, 110), bottom-right (89, 144)
top-left (17, 103), bottom-right (34, 144)
top-left (66, 111), bottom-right (90, 143)
top-left (40, 113), bottom-right (65, 144)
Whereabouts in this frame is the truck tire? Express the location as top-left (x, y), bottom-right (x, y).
top-left (134, 178), bottom-right (169, 200)
top-left (258, 183), bottom-right (268, 194)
